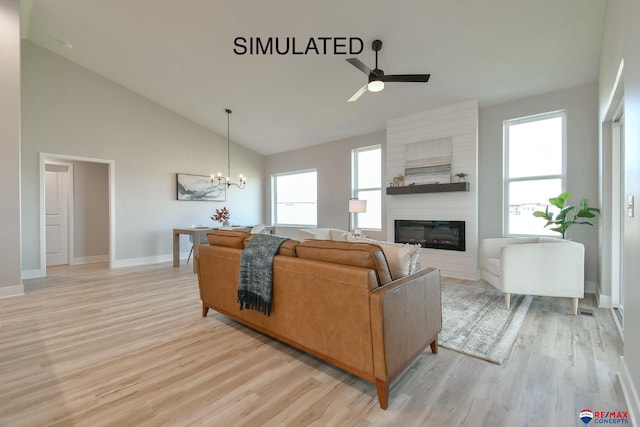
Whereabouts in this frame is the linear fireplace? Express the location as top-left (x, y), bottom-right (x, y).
top-left (394, 220), bottom-right (465, 251)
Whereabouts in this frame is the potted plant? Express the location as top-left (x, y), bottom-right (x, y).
top-left (532, 192), bottom-right (600, 238)
top-left (455, 172), bottom-right (468, 183)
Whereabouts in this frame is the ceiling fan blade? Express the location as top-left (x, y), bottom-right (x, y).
top-left (384, 74), bottom-right (431, 83)
top-left (348, 84), bottom-right (368, 102)
top-left (346, 58), bottom-right (371, 75)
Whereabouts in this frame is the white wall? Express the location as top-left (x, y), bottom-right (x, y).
top-left (21, 41), bottom-right (264, 272)
top-left (479, 84), bottom-right (600, 292)
top-left (600, 0), bottom-right (640, 421)
top-left (264, 130), bottom-right (387, 240)
top-left (386, 100), bottom-right (479, 280)
top-left (0, 0), bottom-right (23, 297)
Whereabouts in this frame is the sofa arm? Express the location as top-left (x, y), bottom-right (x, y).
top-left (501, 241), bottom-right (585, 298)
top-left (368, 268), bottom-right (441, 408)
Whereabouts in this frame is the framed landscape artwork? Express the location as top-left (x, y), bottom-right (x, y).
top-left (176, 173), bottom-right (226, 201)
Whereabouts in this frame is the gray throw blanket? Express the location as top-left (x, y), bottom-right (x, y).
top-left (238, 234), bottom-right (289, 316)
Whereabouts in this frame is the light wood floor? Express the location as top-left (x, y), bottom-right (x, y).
top-left (0, 263), bottom-right (627, 426)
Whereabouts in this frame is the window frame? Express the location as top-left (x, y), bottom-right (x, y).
top-left (503, 111), bottom-right (567, 237)
top-left (351, 145), bottom-right (382, 231)
top-left (272, 169), bottom-right (318, 227)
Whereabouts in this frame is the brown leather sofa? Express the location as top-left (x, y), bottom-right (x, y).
top-left (196, 230), bottom-right (442, 409)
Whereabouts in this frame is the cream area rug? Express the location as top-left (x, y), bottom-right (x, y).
top-left (439, 282), bottom-right (532, 364)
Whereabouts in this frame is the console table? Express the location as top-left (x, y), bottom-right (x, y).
top-left (173, 227), bottom-right (215, 273)
top-left (173, 225), bottom-right (274, 273)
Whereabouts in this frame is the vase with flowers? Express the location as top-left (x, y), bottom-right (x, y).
top-left (211, 206), bottom-right (231, 227)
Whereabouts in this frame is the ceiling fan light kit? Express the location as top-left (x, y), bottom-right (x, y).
top-left (368, 75), bottom-right (384, 92)
top-left (346, 39), bottom-right (430, 102)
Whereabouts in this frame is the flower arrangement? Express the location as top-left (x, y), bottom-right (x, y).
top-left (211, 206), bottom-right (230, 224)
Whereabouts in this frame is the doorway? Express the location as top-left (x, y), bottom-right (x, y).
top-left (40, 153), bottom-right (115, 274)
top-left (601, 60), bottom-right (625, 335)
top-left (612, 107), bottom-right (625, 330)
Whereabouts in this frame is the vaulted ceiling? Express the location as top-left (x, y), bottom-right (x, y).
top-left (21, 0), bottom-right (606, 155)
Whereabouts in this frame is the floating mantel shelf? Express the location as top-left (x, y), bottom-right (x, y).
top-left (386, 182), bottom-right (470, 195)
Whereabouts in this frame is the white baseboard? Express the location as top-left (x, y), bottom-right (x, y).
top-left (585, 280), bottom-right (597, 294)
top-left (619, 356), bottom-right (640, 427)
top-left (21, 268), bottom-right (46, 279)
top-left (598, 293), bottom-right (613, 308)
top-left (0, 284), bottom-right (25, 299)
top-left (70, 255), bottom-right (109, 265)
top-left (111, 253), bottom-right (190, 269)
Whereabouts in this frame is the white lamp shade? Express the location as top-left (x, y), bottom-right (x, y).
top-left (349, 199), bottom-right (367, 213)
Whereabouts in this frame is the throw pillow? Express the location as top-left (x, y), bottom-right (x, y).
top-left (347, 235), bottom-right (421, 280)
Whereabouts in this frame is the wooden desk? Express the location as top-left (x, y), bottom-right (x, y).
top-left (173, 227), bottom-right (214, 273)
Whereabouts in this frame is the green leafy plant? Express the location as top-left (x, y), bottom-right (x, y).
top-left (533, 192), bottom-right (600, 238)
top-left (455, 172), bottom-right (469, 182)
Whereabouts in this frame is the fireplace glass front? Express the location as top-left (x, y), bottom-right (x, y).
top-left (394, 220), bottom-right (465, 251)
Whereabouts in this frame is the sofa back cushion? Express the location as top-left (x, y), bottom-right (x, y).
top-left (243, 234), bottom-right (299, 257)
top-left (295, 240), bottom-right (392, 286)
top-left (207, 230), bottom-right (252, 249)
top-left (297, 228), bottom-right (349, 241)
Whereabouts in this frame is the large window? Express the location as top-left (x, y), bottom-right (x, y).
top-left (273, 170), bottom-right (317, 226)
top-left (352, 145), bottom-right (382, 230)
top-left (504, 111), bottom-right (565, 236)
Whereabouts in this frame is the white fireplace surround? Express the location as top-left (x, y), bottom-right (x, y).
top-left (386, 100), bottom-right (479, 280)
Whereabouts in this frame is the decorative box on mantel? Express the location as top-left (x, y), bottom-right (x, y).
top-left (386, 182), bottom-right (470, 195)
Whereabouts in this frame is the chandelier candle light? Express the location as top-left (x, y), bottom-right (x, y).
top-left (211, 108), bottom-right (247, 190)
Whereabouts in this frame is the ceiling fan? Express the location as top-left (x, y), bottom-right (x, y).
top-left (346, 39), bottom-right (431, 102)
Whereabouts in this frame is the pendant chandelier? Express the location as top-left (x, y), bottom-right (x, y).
top-left (211, 108), bottom-right (246, 190)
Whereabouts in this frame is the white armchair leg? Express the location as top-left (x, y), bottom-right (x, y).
top-left (572, 298), bottom-right (579, 315)
top-left (504, 293), bottom-right (511, 310)
top-left (483, 281), bottom-right (488, 292)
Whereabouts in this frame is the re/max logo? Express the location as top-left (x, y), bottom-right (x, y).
top-left (594, 412), bottom-right (628, 419)
top-left (581, 409), bottom-right (630, 424)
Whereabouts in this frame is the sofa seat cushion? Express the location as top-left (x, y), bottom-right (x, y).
top-left (207, 230), bottom-right (252, 249)
top-left (347, 235), bottom-right (421, 280)
top-left (295, 240), bottom-right (393, 286)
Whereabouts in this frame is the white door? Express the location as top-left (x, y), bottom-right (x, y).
top-left (46, 164), bottom-right (70, 266)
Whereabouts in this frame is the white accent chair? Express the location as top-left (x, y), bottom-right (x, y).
top-left (297, 228), bottom-right (350, 241)
top-left (479, 237), bottom-right (585, 315)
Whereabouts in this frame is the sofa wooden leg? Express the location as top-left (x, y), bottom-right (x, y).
top-left (504, 293), bottom-right (511, 310)
top-left (430, 337), bottom-right (438, 354)
top-left (375, 379), bottom-right (389, 410)
top-left (202, 303), bottom-right (209, 317)
top-left (572, 298), bottom-right (579, 315)
top-left (483, 280), bottom-right (488, 292)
